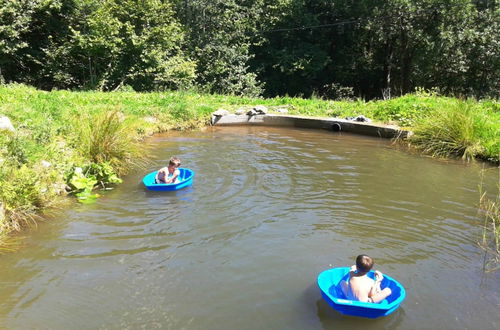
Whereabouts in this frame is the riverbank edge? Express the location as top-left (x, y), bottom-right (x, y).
top-left (0, 84), bottom-right (498, 249)
top-left (0, 112), bottom-right (410, 249)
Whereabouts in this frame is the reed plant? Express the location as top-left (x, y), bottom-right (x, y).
top-left (0, 233), bottom-right (23, 253)
top-left (479, 173), bottom-right (500, 273)
top-left (71, 110), bottom-right (144, 176)
top-left (408, 101), bottom-right (499, 162)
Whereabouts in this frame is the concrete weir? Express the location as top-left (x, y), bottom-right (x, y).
top-left (211, 114), bottom-right (410, 139)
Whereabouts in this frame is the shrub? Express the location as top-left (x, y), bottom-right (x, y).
top-left (409, 101), bottom-right (498, 161)
top-left (0, 161), bottom-right (60, 232)
top-left (70, 110), bottom-right (144, 175)
top-left (65, 162), bottom-right (123, 201)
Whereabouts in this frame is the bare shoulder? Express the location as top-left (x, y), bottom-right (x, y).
top-left (360, 275), bottom-right (375, 286)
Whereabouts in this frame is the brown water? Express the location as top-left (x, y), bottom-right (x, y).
top-left (0, 126), bottom-right (499, 330)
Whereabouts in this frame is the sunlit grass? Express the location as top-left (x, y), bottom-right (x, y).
top-left (71, 110), bottom-right (144, 176)
top-left (409, 101), bottom-right (499, 162)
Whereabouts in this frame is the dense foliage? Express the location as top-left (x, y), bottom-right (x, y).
top-left (0, 0), bottom-right (498, 98)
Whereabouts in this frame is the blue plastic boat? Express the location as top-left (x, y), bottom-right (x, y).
top-left (142, 168), bottom-right (195, 191)
top-left (317, 267), bottom-right (406, 318)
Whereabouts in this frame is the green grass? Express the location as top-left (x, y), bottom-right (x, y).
top-left (71, 110), bottom-right (144, 175)
top-left (408, 101), bottom-right (500, 162)
top-left (0, 83), bottom-right (499, 249)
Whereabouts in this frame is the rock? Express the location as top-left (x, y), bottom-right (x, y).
top-left (0, 116), bottom-right (15, 133)
top-left (354, 115), bottom-right (371, 122)
top-left (234, 108), bottom-right (246, 115)
top-left (276, 108), bottom-right (288, 113)
top-left (253, 105), bottom-right (268, 114)
top-left (213, 109), bottom-right (229, 117)
top-left (41, 160), bottom-right (51, 167)
top-left (143, 116), bottom-right (157, 123)
top-left (345, 115), bottom-right (372, 123)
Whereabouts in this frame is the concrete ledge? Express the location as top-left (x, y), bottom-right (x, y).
top-left (211, 114), bottom-right (409, 139)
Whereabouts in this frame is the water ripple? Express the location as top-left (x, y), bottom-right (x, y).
top-left (2, 127), bottom-right (499, 329)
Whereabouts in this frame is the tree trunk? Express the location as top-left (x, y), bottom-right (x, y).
top-left (383, 41), bottom-right (394, 99)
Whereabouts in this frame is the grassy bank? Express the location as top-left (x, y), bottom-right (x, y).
top-left (0, 84), bottom-right (499, 248)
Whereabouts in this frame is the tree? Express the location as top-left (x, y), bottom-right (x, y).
top-left (0, 0), bottom-right (74, 87)
top-left (250, 0), bottom-right (332, 97)
top-left (1, 0), bottom-right (497, 98)
top-left (251, 0), bottom-right (499, 99)
top-left (428, 1), bottom-right (499, 98)
top-left (66, 0), bottom-right (196, 91)
top-left (175, 0), bottom-right (263, 96)
top-left (0, 0), bottom-right (196, 91)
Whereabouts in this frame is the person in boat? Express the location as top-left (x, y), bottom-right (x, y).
top-left (340, 254), bottom-right (392, 303)
top-left (155, 156), bottom-right (181, 184)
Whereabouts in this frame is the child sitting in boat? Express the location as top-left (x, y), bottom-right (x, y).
top-left (155, 156), bottom-right (181, 184)
top-left (340, 254), bottom-right (392, 303)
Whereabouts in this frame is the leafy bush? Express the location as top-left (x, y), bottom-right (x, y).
top-left (66, 162), bottom-right (123, 201)
top-left (0, 160), bottom-right (61, 231)
top-left (320, 83), bottom-right (355, 101)
top-left (84, 162), bottom-right (122, 186)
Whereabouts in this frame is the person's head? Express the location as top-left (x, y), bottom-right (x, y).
top-left (168, 156), bottom-right (181, 170)
top-left (355, 254), bottom-right (374, 274)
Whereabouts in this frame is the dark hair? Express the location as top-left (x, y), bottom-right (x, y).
top-left (169, 156), bottom-right (181, 167)
top-left (355, 254), bottom-right (374, 274)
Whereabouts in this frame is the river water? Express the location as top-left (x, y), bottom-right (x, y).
top-left (0, 126), bottom-right (499, 330)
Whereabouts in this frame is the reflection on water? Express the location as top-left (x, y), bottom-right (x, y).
top-left (0, 126), bottom-right (499, 329)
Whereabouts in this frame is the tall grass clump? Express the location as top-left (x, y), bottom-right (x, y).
top-left (478, 173), bottom-right (500, 273)
top-left (71, 110), bottom-right (145, 175)
top-left (408, 101), bottom-right (499, 162)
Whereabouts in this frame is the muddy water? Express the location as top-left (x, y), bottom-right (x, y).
top-left (0, 126), bottom-right (499, 330)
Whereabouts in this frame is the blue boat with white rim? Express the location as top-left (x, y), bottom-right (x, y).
top-left (142, 168), bottom-right (195, 191)
top-left (317, 267), bottom-right (406, 318)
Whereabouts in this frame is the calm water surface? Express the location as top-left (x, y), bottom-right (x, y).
top-left (0, 126), bottom-right (499, 330)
